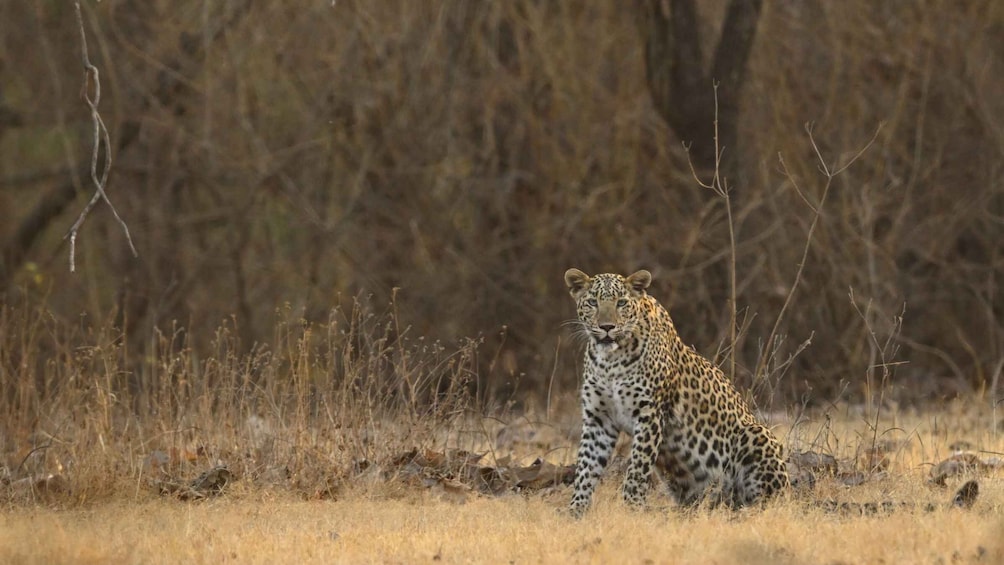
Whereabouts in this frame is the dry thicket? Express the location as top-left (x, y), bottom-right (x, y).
top-left (0, 296), bottom-right (493, 503)
top-left (0, 1), bottom-right (1002, 414)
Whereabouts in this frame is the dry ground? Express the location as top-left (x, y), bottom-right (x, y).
top-left (1, 488), bottom-right (1001, 565)
top-left (2, 404), bottom-right (1002, 565)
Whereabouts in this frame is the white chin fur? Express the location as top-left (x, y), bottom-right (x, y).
top-left (596, 341), bottom-right (619, 354)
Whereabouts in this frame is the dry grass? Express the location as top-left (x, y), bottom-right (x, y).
top-left (0, 495), bottom-right (1000, 565)
top-left (1, 298), bottom-right (1001, 563)
top-left (2, 3), bottom-right (1002, 562)
top-left (1, 457), bottom-right (1001, 565)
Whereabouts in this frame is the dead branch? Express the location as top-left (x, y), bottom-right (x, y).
top-left (685, 82), bottom-right (738, 383)
top-left (66, 1), bottom-right (137, 273)
top-left (753, 123), bottom-right (882, 384)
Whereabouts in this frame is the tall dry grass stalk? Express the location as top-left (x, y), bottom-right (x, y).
top-left (0, 296), bottom-right (482, 505)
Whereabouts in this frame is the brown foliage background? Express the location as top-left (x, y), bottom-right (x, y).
top-left (1, 1), bottom-right (1002, 407)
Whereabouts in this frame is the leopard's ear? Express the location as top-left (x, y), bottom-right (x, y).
top-left (564, 268), bottom-right (592, 298)
top-left (626, 270), bottom-right (652, 293)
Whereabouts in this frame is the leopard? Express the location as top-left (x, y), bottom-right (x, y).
top-left (563, 268), bottom-right (980, 518)
top-left (564, 268), bottom-right (788, 518)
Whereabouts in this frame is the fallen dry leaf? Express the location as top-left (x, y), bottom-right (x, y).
top-left (836, 470), bottom-right (870, 487)
top-left (929, 452), bottom-right (1002, 486)
top-left (8, 473), bottom-right (69, 499)
top-left (786, 450), bottom-right (838, 490)
top-left (385, 449), bottom-right (573, 497)
top-left (505, 457), bottom-right (575, 492)
top-left (155, 465), bottom-right (232, 500)
top-left (431, 477), bottom-right (472, 504)
top-left (952, 480), bottom-right (979, 508)
top-left (389, 448), bottom-right (484, 485)
top-left (788, 451), bottom-right (838, 475)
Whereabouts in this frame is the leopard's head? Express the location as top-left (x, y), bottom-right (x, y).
top-left (564, 268), bottom-right (652, 351)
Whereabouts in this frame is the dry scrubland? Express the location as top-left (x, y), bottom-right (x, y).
top-left (2, 304), bottom-right (1003, 564)
top-left (1, 2), bottom-right (1003, 563)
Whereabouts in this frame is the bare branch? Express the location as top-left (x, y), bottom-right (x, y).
top-left (683, 142), bottom-right (714, 190)
top-left (777, 153), bottom-right (818, 214)
top-left (754, 124), bottom-right (882, 383)
top-left (66, 0), bottom-right (137, 273)
top-left (831, 122), bottom-right (884, 177)
top-left (685, 82), bottom-right (738, 383)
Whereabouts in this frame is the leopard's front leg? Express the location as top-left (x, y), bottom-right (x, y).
top-left (569, 403), bottom-right (618, 518)
top-left (622, 404), bottom-right (662, 509)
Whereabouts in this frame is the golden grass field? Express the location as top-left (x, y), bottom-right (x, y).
top-left (2, 400), bottom-right (1002, 565)
top-left (0, 301), bottom-right (1000, 564)
top-left (2, 489), bottom-right (1000, 565)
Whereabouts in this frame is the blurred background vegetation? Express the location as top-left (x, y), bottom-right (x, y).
top-left (1, 0), bottom-right (1002, 409)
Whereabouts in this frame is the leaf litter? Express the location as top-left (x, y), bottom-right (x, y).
top-left (2, 416), bottom-right (995, 508)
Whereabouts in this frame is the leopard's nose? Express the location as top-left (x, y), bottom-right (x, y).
top-left (599, 324), bottom-right (616, 332)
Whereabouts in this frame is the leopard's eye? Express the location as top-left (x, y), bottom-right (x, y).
top-left (616, 298), bottom-right (628, 307)
top-left (585, 298), bottom-right (597, 307)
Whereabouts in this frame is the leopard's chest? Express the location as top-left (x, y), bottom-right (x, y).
top-left (583, 351), bottom-right (659, 434)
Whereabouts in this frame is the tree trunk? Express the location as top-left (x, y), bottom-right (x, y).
top-left (636, 0), bottom-right (763, 186)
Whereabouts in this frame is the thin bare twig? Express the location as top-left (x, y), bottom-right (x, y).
top-left (753, 123), bottom-right (882, 383)
top-left (685, 81), bottom-right (738, 383)
top-left (66, 1), bottom-right (137, 272)
top-left (849, 287), bottom-right (905, 465)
